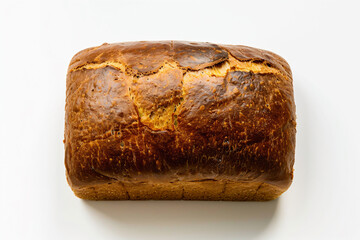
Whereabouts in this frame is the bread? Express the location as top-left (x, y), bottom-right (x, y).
top-left (65, 41), bottom-right (296, 201)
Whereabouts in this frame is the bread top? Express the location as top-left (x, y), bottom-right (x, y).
top-left (68, 41), bottom-right (291, 78)
top-left (65, 41), bottom-right (295, 190)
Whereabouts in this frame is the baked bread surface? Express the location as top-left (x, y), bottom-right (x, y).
top-left (65, 41), bottom-right (296, 200)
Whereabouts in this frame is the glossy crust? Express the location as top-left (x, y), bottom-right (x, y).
top-left (65, 41), bottom-right (296, 200)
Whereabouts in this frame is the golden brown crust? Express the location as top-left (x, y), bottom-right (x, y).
top-left (65, 41), bottom-right (296, 200)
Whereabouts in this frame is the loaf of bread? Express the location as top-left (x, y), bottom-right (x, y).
top-left (65, 41), bottom-right (296, 201)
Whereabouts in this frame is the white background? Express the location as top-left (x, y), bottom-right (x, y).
top-left (1, 0), bottom-right (359, 239)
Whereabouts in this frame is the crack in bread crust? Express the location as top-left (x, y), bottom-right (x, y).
top-left (66, 56), bottom-right (288, 115)
top-left (70, 57), bottom-right (287, 80)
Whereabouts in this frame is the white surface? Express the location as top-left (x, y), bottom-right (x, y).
top-left (0, 0), bottom-right (359, 239)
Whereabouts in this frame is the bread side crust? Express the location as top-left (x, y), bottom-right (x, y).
top-left (71, 179), bottom-right (284, 201)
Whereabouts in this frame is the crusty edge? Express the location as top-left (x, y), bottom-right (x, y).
top-left (67, 42), bottom-right (291, 80)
